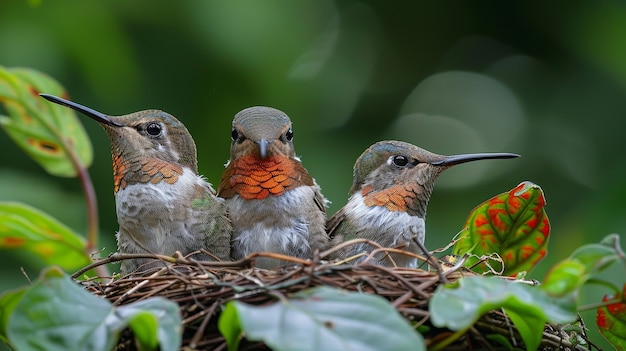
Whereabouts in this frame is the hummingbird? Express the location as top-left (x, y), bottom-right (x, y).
top-left (326, 140), bottom-right (519, 268)
top-left (40, 94), bottom-right (232, 275)
top-left (217, 106), bottom-right (328, 269)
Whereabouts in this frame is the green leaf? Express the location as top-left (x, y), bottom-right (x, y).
top-left (5, 267), bottom-right (182, 351)
top-left (453, 181), bottom-right (550, 275)
top-left (0, 202), bottom-right (91, 271)
top-left (569, 234), bottom-right (624, 274)
top-left (0, 66), bottom-right (92, 177)
top-left (542, 234), bottom-right (625, 297)
top-left (115, 298), bottom-right (182, 351)
top-left (0, 287), bottom-right (27, 344)
top-left (7, 267), bottom-right (117, 351)
top-left (541, 259), bottom-right (587, 297)
top-left (504, 308), bottom-right (544, 351)
top-left (597, 283), bottom-right (626, 350)
top-left (128, 312), bottom-right (159, 351)
top-left (218, 302), bottom-right (242, 351)
top-left (231, 286), bottom-right (424, 351)
top-left (430, 276), bottom-right (577, 351)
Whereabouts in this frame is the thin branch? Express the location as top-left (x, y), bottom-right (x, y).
top-left (413, 236), bottom-right (448, 283)
top-left (63, 136), bottom-right (109, 278)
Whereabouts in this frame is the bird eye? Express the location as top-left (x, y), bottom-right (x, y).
top-left (392, 155), bottom-right (409, 167)
top-left (146, 123), bottom-right (162, 136)
top-left (231, 128), bottom-right (239, 142)
top-left (285, 128), bottom-right (294, 141)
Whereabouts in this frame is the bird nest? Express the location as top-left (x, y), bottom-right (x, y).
top-left (79, 241), bottom-right (590, 351)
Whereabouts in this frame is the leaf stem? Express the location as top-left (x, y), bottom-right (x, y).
top-left (64, 142), bottom-right (109, 278)
top-left (577, 296), bottom-right (622, 312)
top-left (75, 161), bottom-right (99, 252)
top-left (430, 328), bottom-right (468, 351)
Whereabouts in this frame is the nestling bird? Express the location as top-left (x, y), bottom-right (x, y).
top-left (218, 106), bottom-right (328, 268)
top-left (326, 140), bottom-right (519, 268)
top-left (40, 94), bottom-right (232, 275)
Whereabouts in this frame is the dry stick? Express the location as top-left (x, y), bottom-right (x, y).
top-left (113, 267), bottom-right (168, 305)
top-left (233, 269), bottom-right (267, 288)
top-left (361, 247), bottom-right (399, 266)
top-left (71, 250), bottom-right (268, 280)
top-left (303, 249), bottom-right (321, 289)
top-left (75, 239), bottom-right (391, 280)
top-left (412, 236), bottom-right (448, 284)
top-left (364, 247), bottom-right (427, 267)
top-left (318, 238), bottom-right (387, 259)
top-left (19, 267), bottom-right (32, 285)
top-left (182, 298), bottom-right (219, 325)
top-left (411, 254), bottom-right (471, 293)
top-left (188, 302), bottom-right (220, 349)
top-left (575, 313), bottom-right (601, 351)
top-left (72, 253), bottom-right (175, 279)
top-left (362, 264), bottom-right (430, 299)
top-left (502, 307), bottom-right (518, 348)
top-left (398, 308), bottom-right (430, 319)
top-left (246, 251), bottom-right (312, 266)
top-left (136, 275), bottom-right (180, 301)
top-left (391, 290), bottom-right (415, 308)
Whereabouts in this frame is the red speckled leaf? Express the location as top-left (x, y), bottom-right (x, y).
top-left (0, 66), bottom-right (92, 177)
top-left (453, 181), bottom-right (550, 275)
top-left (597, 284), bottom-right (626, 350)
top-left (0, 202), bottom-right (90, 271)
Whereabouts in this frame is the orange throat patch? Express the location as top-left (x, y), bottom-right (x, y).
top-left (112, 154), bottom-right (184, 193)
top-left (220, 155), bottom-right (313, 200)
top-left (361, 184), bottom-right (416, 212)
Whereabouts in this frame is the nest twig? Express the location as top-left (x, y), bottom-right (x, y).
top-left (78, 242), bottom-right (593, 351)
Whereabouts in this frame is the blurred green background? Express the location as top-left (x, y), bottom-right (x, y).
top-left (0, 0), bottom-right (624, 347)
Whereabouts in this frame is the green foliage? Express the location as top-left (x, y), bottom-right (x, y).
top-left (542, 234), bottom-right (624, 297)
top-left (0, 202), bottom-right (90, 270)
top-left (453, 181), bottom-right (550, 276)
top-left (0, 66), bottom-right (92, 177)
top-left (218, 302), bottom-right (243, 351)
top-left (0, 65), bottom-right (102, 277)
top-left (430, 276), bottom-right (577, 351)
top-left (571, 233), bottom-right (624, 274)
top-left (219, 286), bottom-right (424, 351)
top-left (543, 234), bottom-right (626, 349)
top-left (540, 259), bottom-right (587, 297)
top-left (114, 299), bottom-right (182, 351)
top-left (0, 267), bottom-right (181, 351)
top-left (597, 284), bottom-right (626, 350)
top-left (0, 286), bottom-right (26, 345)
top-left (435, 233), bottom-right (626, 350)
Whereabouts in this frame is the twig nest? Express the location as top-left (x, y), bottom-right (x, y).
top-left (79, 247), bottom-right (588, 351)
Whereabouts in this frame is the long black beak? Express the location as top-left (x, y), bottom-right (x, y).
top-left (256, 139), bottom-right (270, 159)
top-left (431, 152), bottom-right (520, 166)
top-left (39, 94), bottom-right (123, 127)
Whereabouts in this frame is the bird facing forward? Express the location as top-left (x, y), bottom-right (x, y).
top-left (218, 107), bottom-right (328, 268)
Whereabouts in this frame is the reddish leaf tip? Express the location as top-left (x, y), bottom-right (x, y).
top-left (28, 85), bottom-right (40, 97)
top-left (0, 236), bottom-right (27, 247)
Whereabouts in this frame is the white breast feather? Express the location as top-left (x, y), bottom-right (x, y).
top-left (227, 186), bottom-right (317, 257)
top-left (115, 168), bottom-right (204, 250)
top-left (343, 192), bottom-right (425, 267)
